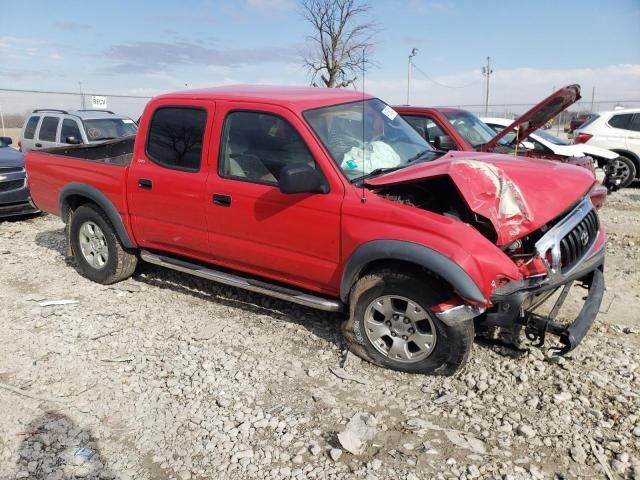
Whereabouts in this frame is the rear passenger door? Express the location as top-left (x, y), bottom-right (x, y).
top-left (205, 103), bottom-right (343, 293)
top-left (35, 116), bottom-right (61, 149)
top-left (127, 100), bottom-right (215, 260)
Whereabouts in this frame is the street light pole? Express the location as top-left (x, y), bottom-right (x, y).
top-left (406, 48), bottom-right (418, 105)
top-left (482, 56), bottom-right (493, 117)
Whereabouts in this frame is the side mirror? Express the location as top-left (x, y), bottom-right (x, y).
top-left (0, 136), bottom-right (12, 146)
top-left (279, 163), bottom-right (327, 194)
top-left (65, 136), bottom-right (82, 145)
top-left (434, 135), bottom-right (455, 151)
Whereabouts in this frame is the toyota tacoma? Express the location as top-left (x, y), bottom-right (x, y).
top-left (25, 86), bottom-right (606, 375)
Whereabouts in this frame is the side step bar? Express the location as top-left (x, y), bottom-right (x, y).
top-left (140, 250), bottom-right (343, 312)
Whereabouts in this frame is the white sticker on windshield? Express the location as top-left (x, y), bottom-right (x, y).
top-left (122, 119), bottom-right (134, 124)
top-left (381, 105), bottom-right (398, 121)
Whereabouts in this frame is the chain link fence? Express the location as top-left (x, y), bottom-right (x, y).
top-left (1, 87), bottom-right (639, 137)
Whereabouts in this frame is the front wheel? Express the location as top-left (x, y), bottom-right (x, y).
top-left (343, 270), bottom-right (475, 375)
top-left (70, 204), bottom-right (138, 284)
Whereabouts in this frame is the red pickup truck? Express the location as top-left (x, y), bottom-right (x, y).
top-left (26, 86), bottom-right (606, 375)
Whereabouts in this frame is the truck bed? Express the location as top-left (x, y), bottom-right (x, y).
top-left (25, 136), bottom-right (134, 218)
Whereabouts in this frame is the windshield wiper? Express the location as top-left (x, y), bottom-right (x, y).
top-left (349, 166), bottom-right (404, 183)
top-left (406, 149), bottom-right (433, 163)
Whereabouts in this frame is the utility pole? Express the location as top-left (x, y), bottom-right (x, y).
top-left (406, 48), bottom-right (418, 105)
top-left (482, 56), bottom-right (493, 117)
top-left (590, 87), bottom-right (595, 113)
top-left (79, 81), bottom-right (86, 109)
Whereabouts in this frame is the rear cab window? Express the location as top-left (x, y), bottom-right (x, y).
top-left (23, 116), bottom-right (41, 139)
top-left (146, 107), bottom-right (207, 172)
top-left (38, 116), bottom-right (60, 142)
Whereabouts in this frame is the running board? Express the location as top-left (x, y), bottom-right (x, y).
top-left (140, 250), bottom-right (343, 312)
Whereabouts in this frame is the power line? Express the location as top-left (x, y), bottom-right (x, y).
top-left (411, 63), bottom-right (479, 89)
top-left (0, 87), bottom-right (152, 99)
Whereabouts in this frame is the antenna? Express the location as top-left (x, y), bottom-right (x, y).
top-left (361, 48), bottom-right (366, 204)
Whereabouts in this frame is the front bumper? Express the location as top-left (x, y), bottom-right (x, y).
top-left (484, 241), bottom-right (605, 354)
top-left (0, 170), bottom-right (39, 218)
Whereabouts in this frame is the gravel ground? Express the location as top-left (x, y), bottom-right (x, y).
top-left (1, 188), bottom-right (639, 480)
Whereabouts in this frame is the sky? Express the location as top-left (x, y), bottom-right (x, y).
top-left (1, 0), bottom-right (640, 115)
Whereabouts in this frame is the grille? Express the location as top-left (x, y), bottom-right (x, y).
top-left (0, 167), bottom-right (23, 174)
top-left (559, 209), bottom-right (599, 272)
top-left (0, 179), bottom-right (25, 192)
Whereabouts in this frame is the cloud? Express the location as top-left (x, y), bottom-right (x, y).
top-left (99, 40), bottom-right (299, 75)
top-left (365, 64), bottom-right (640, 113)
top-left (54, 21), bottom-right (90, 32)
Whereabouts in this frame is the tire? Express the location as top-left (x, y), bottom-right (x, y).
top-left (612, 155), bottom-right (637, 189)
top-left (343, 270), bottom-right (475, 375)
top-left (70, 204), bottom-right (138, 284)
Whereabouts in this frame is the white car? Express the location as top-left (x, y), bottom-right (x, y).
top-left (572, 108), bottom-right (640, 188)
top-left (483, 117), bottom-right (626, 189)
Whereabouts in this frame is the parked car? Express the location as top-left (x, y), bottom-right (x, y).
top-left (573, 108), bottom-right (640, 188)
top-left (0, 136), bottom-right (39, 218)
top-left (19, 109), bottom-right (138, 152)
top-left (482, 117), bottom-right (624, 190)
top-left (568, 113), bottom-right (596, 134)
top-left (26, 86), bottom-right (605, 375)
top-left (395, 85), bottom-right (612, 204)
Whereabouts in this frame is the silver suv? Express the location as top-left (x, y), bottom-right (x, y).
top-left (19, 109), bottom-right (138, 152)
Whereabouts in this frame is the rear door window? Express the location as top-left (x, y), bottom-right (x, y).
top-left (61, 119), bottom-right (82, 142)
top-left (146, 107), bottom-right (207, 172)
top-left (628, 114), bottom-right (640, 132)
top-left (38, 116), bottom-right (60, 142)
top-left (608, 113), bottom-right (633, 130)
top-left (23, 116), bottom-right (40, 139)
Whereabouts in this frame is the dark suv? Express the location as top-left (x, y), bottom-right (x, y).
top-left (0, 137), bottom-right (38, 218)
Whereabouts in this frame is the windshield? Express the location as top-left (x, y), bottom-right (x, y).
top-left (534, 129), bottom-right (569, 145)
top-left (0, 138), bottom-right (9, 147)
top-left (83, 118), bottom-right (138, 141)
top-left (304, 99), bottom-right (435, 181)
top-left (443, 111), bottom-right (505, 149)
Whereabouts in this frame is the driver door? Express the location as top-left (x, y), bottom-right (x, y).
top-left (205, 103), bottom-right (344, 293)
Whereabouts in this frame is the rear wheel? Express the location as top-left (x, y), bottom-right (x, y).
top-left (613, 155), bottom-right (637, 188)
top-left (70, 204), bottom-right (137, 284)
top-left (343, 270), bottom-right (475, 375)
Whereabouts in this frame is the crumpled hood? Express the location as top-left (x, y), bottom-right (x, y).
top-left (367, 151), bottom-right (595, 245)
top-left (0, 147), bottom-right (25, 168)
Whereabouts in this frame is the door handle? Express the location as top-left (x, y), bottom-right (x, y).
top-left (138, 179), bottom-right (153, 190)
top-left (213, 193), bottom-right (231, 207)
top-left (35, 143), bottom-right (42, 148)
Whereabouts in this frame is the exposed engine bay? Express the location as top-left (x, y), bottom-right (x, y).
top-left (374, 176), bottom-right (499, 244)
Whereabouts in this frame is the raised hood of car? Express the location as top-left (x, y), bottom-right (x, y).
top-left (366, 151), bottom-right (595, 245)
top-left (483, 85), bottom-right (581, 151)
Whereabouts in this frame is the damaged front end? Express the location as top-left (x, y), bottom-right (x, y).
top-left (369, 157), bottom-right (605, 354)
top-left (484, 197), bottom-right (605, 354)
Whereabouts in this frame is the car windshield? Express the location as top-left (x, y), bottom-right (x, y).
top-left (0, 138), bottom-right (8, 147)
top-left (442, 111), bottom-right (506, 149)
top-left (83, 118), bottom-right (138, 141)
top-left (304, 99), bottom-right (437, 181)
top-left (534, 129), bottom-right (570, 145)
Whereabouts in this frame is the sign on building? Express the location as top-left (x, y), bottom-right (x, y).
top-left (91, 96), bottom-right (108, 109)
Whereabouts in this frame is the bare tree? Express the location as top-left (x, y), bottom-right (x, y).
top-left (300, 0), bottom-right (376, 88)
